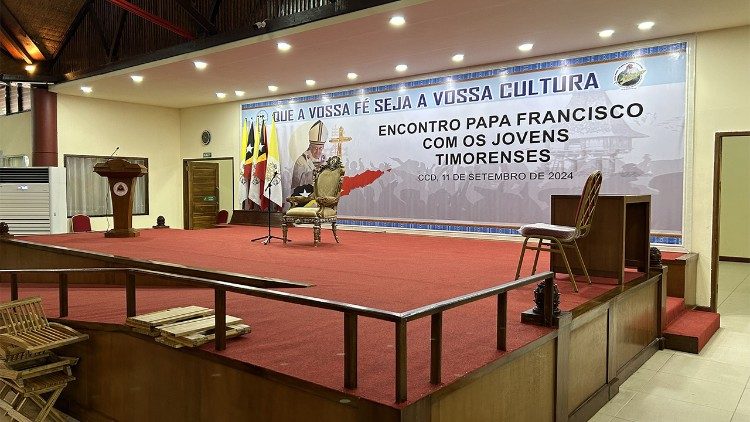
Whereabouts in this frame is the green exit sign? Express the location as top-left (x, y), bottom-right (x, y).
top-left (202, 152), bottom-right (212, 158)
top-left (203, 196), bottom-right (216, 202)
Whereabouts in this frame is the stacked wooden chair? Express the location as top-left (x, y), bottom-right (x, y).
top-left (0, 297), bottom-right (88, 422)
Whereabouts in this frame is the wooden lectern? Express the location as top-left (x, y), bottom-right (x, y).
top-left (93, 158), bottom-right (148, 238)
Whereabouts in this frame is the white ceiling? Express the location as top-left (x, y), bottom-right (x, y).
top-left (51, 0), bottom-right (750, 109)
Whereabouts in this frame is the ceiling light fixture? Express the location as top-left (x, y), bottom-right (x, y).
top-left (389, 15), bottom-right (406, 27)
top-left (130, 75), bottom-right (144, 83)
top-left (80, 86), bottom-right (92, 94)
top-left (234, 90), bottom-right (245, 97)
top-left (598, 29), bottom-right (615, 38)
top-left (193, 61), bottom-right (208, 70)
top-left (347, 72), bottom-right (358, 80)
top-left (24, 64), bottom-right (36, 74)
top-left (518, 43), bottom-right (534, 52)
top-left (216, 92), bottom-right (226, 99)
top-left (452, 54), bottom-right (464, 63)
top-left (268, 85), bottom-right (279, 92)
top-left (395, 64), bottom-right (408, 72)
top-left (277, 42), bottom-right (291, 52)
top-left (638, 21), bottom-right (655, 30)
top-left (306, 79), bottom-right (316, 87)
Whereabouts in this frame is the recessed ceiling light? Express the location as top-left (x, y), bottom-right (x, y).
top-left (216, 92), bottom-right (226, 99)
top-left (130, 75), bottom-right (144, 83)
top-left (638, 21), bottom-right (655, 30)
top-left (268, 85), bottom-right (278, 92)
top-left (277, 42), bottom-right (291, 52)
top-left (24, 64), bottom-right (36, 74)
top-left (395, 64), bottom-right (408, 72)
top-left (193, 61), bottom-right (207, 70)
top-left (234, 90), bottom-right (245, 97)
top-left (347, 72), bottom-right (358, 80)
top-left (452, 53), bottom-right (464, 63)
top-left (306, 79), bottom-right (316, 87)
top-left (389, 15), bottom-right (406, 27)
top-left (598, 29), bottom-right (615, 38)
top-left (80, 86), bottom-right (92, 93)
top-left (518, 43), bottom-right (534, 52)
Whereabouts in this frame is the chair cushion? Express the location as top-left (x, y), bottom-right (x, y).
top-left (285, 206), bottom-right (337, 218)
top-left (518, 223), bottom-right (577, 241)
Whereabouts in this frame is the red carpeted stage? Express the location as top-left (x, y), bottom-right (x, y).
top-left (0, 226), bottom-right (662, 421)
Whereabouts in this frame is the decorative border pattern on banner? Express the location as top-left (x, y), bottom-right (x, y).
top-left (242, 42), bottom-right (687, 110)
top-left (338, 219), bottom-right (683, 245)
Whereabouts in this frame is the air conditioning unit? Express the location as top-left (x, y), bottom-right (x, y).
top-left (0, 167), bottom-right (67, 235)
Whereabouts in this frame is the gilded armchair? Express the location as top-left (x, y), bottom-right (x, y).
top-left (282, 156), bottom-right (345, 246)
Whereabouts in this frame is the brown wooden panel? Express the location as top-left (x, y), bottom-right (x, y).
top-left (612, 282), bottom-right (658, 373)
top-left (57, 329), bottom-right (395, 422)
top-left (430, 340), bottom-right (555, 422)
top-left (568, 312), bottom-right (608, 413)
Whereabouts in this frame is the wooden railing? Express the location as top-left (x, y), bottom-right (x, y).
top-left (0, 268), bottom-right (555, 402)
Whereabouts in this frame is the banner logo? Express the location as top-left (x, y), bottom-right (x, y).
top-left (614, 62), bottom-right (646, 88)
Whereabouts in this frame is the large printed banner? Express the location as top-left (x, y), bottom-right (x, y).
top-left (241, 42), bottom-right (687, 241)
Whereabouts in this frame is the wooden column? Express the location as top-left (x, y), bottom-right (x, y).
top-left (32, 88), bottom-right (58, 167)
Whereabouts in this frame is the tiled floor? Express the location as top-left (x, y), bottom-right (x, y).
top-left (590, 262), bottom-right (750, 422)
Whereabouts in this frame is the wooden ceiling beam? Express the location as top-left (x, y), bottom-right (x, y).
top-left (209, 0), bottom-right (223, 24)
top-left (52, 0), bottom-right (93, 65)
top-left (0, 2), bottom-right (47, 61)
top-left (106, 0), bottom-right (195, 40)
top-left (0, 25), bottom-right (31, 64)
top-left (108, 10), bottom-right (128, 62)
top-left (175, 0), bottom-right (217, 35)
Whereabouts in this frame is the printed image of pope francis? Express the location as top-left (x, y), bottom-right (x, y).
top-left (291, 120), bottom-right (328, 190)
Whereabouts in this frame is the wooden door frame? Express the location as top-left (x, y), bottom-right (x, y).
top-left (711, 131), bottom-right (750, 312)
top-left (183, 157), bottom-right (235, 229)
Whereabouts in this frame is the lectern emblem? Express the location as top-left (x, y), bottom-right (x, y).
top-left (113, 182), bottom-right (129, 197)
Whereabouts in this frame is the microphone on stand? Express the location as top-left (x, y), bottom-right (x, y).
top-left (109, 146), bottom-right (120, 157)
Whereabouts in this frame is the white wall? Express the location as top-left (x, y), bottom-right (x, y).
top-left (0, 112), bottom-right (33, 158)
top-left (57, 94), bottom-right (182, 230)
top-left (719, 135), bottom-right (750, 259)
top-left (691, 25), bottom-right (750, 305)
top-left (180, 101), bottom-right (241, 215)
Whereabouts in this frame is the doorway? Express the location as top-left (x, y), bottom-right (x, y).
top-left (183, 157), bottom-right (235, 229)
top-left (711, 131), bottom-right (750, 311)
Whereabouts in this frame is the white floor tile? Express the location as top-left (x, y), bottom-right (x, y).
top-left (587, 413), bottom-right (615, 422)
top-left (598, 389), bottom-right (636, 417)
top-left (708, 329), bottom-right (750, 351)
top-left (659, 353), bottom-right (750, 386)
top-left (636, 372), bottom-right (744, 411)
top-left (737, 389), bottom-right (750, 414)
top-left (619, 368), bottom-right (657, 391)
top-left (719, 293), bottom-right (750, 316)
top-left (722, 315), bottom-right (750, 334)
top-left (639, 350), bottom-right (674, 371)
top-left (616, 392), bottom-right (733, 422)
top-left (733, 412), bottom-right (750, 422)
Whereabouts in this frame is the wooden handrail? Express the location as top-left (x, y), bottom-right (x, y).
top-left (0, 267), bottom-right (556, 403)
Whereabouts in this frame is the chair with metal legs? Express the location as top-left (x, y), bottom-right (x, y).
top-left (515, 171), bottom-right (603, 292)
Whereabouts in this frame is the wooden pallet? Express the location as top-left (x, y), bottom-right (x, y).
top-left (155, 323), bottom-right (251, 349)
top-left (126, 306), bottom-right (215, 337)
